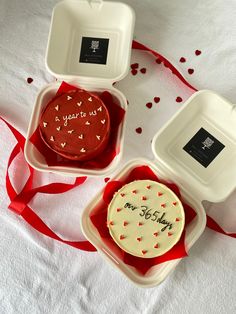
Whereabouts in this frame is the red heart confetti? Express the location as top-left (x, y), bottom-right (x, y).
top-left (156, 58), bottom-right (162, 64)
top-left (188, 68), bottom-right (194, 75)
top-left (176, 96), bottom-right (183, 103)
top-left (104, 177), bottom-right (110, 183)
top-left (179, 57), bottom-right (186, 63)
top-left (140, 68), bottom-right (147, 74)
top-left (131, 69), bottom-right (138, 76)
top-left (135, 127), bottom-right (142, 134)
top-left (195, 50), bottom-right (201, 56)
top-left (146, 102), bottom-right (152, 109)
top-left (131, 63), bottom-right (139, 69)
top-left (154, 97), bottom-right (160, 103)
top-left (27, 77), bottom-right (33, 84)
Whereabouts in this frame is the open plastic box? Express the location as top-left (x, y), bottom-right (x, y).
top-left (24, 0), bottom-right (135, 176)
top-left (81, 90), bottom-right (236, 287)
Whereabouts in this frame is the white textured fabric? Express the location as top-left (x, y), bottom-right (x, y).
top-left (0, 0), bottom-right (236, 313)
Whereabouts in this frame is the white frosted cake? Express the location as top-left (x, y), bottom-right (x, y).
top-left (107, 180), bottom-right (185, 258)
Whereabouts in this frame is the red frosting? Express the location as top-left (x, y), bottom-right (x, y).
top-left (39, 89), bottom-right (110, 161)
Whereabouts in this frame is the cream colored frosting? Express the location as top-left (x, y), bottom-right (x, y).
top-left (107, 180), bottom-right (185, 258)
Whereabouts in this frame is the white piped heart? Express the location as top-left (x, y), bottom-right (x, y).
top-left (97, 106), bottom-right (102, 112)
top-left (50, 136), bottom-right (55, 142)
top-left (101, 119), bottom-right (105, 124)
top-left (88, 97), bottom-right (92, 102)
top-left (55, 105), bottom-right (59, 111)
top-left (67, 96), bottom-right (72, 101)
top-left (85, 121), bottom-right (91, 125)
top-left (61, 142), bottom-right (66, 148)
top-left (68, 130), bottom-right (74, 134)
top-left (43, 122), bottom-right (48, 128)
top-left (55, 116), bottom-right (60, 122)
top-left (77, 101), bottom-right (82, 107)
top-left (78, 134), bottom-right (84, 139)
top-left (56, 126), bottom-right (61, 131)
top-left (80, 148), bottom-right (86, 153)
top-left (96, 135), bottom-right (101, 140)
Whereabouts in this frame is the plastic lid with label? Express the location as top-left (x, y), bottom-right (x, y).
top-left (46, 0), bottom-right (135, 83)
top-left (152, 90), bottom-right (236, 203)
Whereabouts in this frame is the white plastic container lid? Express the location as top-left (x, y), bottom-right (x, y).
top-left (152, 90), bottom-right (236, 203)
top-left (46, 0), bottom-right (135, 84)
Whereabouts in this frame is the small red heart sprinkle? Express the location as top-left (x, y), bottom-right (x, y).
top-left (120, 193), bottom-right (125, 197)
top-left (188, 68), bottom-right (194, 75)
top-left (132, 190), bottom-right (137, 194)
top-left (154, 97), bottom-right (160, 103)
top-left (179, 57), bottom-right (186, 63)
top-left (176, 96), bottom-right (183, 103)
top-left (146, 185), bottom-right (151, 189)
top-left (142, 250), bottom-right (147, 255)
top-left (120, 235), bottom-right (125, 240)
top-left (108, 221), bottom-right (114, 226)
top-left (131, 63), bottom-right (139, 69)
top-left (131, 69), bottom-right (138, 76)
top-left (156, 58), bottom-right (162, 64)
top-left (27, 77), bottom-right (33, 84)
top-left (140, 68), bottom-right (146, 74)
top-left (158, 192), bottom-right (163, 196)
top-left (138, 222), bottom-right (143, 226)
top-left (142, 196), bottom-right (147, 200)
top-left (195, 50), bottom-right (201, 56)
top-left (146, 102), bottom-right (152, 109)
top-left (173, 201), bottom-right (177, 206)
top-left (123, 221), bottom-right (128, 227)
top-left (104, 177), bottom-right (110, 183)
top-left (116, 208), bottom-right (122, 212)
top-left (135, 127), bottom-right (142, 134)
top-left (154, 243), bottom-right (159, 249)
top-left (161, 203), bottom-right (166, 208)
top-left (137, 237), bottom-right (142, 242)
top-left (176, 218), bottom-right (180, 222)
top-left (153, 232), bottom-right (158, 237)
top-left (168, 232), bottom-right (173, 237)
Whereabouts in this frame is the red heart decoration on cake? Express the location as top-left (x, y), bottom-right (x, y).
top-left (188, 68), bottom-right (194, 75)
top-left (176, 96), bottom-right (183, 103)
top-left (195, 50), bottom-right (201, 56)
top-left (135, 127), bottom-right (142, 134)
top-left (154, 97), bottom-right (160, 103)
top-left (179, 57), bottom-right (186, 63)
top-left (146, 102), bottom-right (152, 109)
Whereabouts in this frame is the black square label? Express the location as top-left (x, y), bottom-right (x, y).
top-left (79, 37), bottom-right (109, 65)
top-left (183, 128), bottom-right (225, 168)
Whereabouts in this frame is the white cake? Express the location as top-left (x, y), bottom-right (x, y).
top-left (107, 180), bottom-right (185, 258)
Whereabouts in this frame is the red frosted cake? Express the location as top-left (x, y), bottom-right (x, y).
top-left (39, 89), bottom-right (110, 161)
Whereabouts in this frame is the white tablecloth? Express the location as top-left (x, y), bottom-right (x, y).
top-left (0, 1), bottom-right (236, 313)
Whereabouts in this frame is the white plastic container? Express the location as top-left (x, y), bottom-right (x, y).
top-left (24, 0), bottom-right (135, 176)
top-left (81, 90), bottom-right (236, 287)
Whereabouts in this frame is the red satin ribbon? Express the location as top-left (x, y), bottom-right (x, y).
top-left (1, 41), bottom-right (235, 256)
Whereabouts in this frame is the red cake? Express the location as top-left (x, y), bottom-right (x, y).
top-left (39, 89), bottom-right (110, 161)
